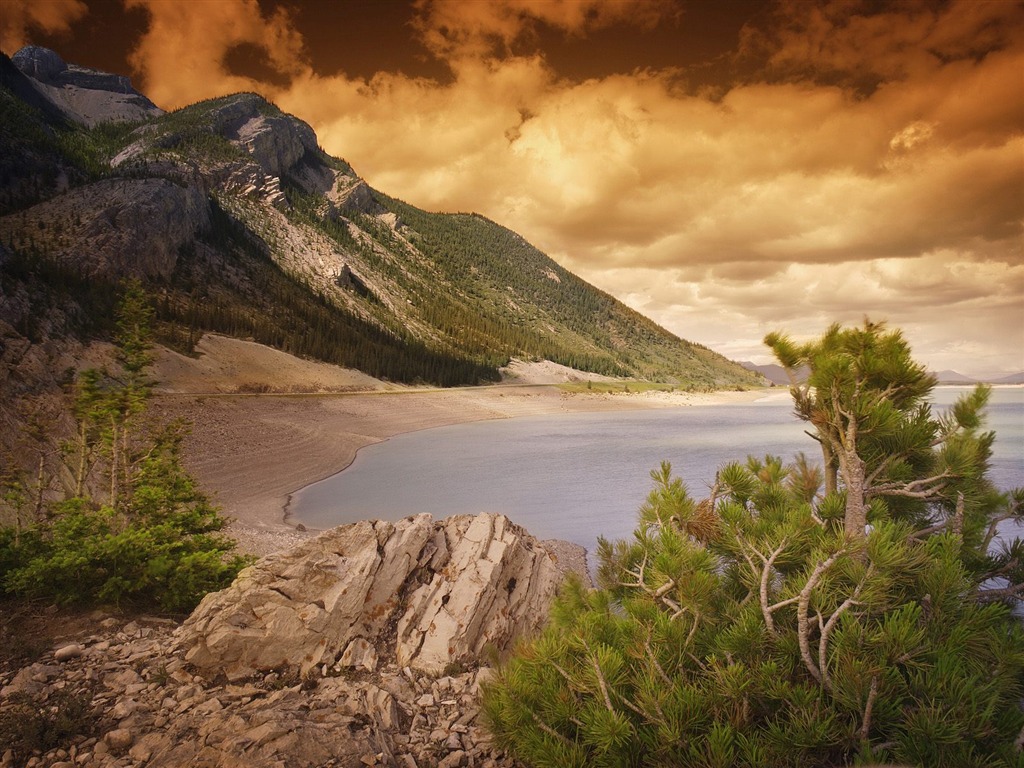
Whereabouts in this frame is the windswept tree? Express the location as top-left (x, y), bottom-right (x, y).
top-left (764, 320), bottom-right (1020, 595)
top-left (484, 321), bottom-right (1023, 767)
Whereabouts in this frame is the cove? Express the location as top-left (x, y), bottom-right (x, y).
top-left (290, 388), bottom-right (1024, 556)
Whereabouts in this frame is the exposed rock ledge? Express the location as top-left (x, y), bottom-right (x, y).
top-left (1, 514), bottom-right (586, 767)
top-left (177, 513), bottom-right (570, 679)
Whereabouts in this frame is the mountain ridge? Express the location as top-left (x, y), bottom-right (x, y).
top-left (741, 361), bottom-right (1024, 387)
top-left (1, 46), bottom-right (762, 396)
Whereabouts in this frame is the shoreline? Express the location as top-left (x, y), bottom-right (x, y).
top-left (153, 384), bottom-right (773, 556)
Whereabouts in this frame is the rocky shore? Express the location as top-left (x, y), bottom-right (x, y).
top-left (1, 615), bottom-right (520, 768)
top-left (1, 513), bottom-right (588, 768)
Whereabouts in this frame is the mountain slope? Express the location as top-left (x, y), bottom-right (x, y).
top-left (0, 47), bottom-right (760, 391)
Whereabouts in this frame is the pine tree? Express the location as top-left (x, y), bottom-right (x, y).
top-left (0, 282), bottom-right (249, 611)
top-left (484, 321), bottom-right (1024, 767)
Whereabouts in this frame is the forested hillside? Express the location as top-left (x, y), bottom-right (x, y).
top-left (0, 47), bottom-right (760, 391)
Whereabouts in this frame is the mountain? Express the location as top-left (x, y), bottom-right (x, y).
top-left (931, 369), bottom-right (978, 385)
top-left (9, 46), bottom-right (162, 126)
top-left (988, 372), bottom-right (1024, 385)
top-left (742, 360), bottom-right (1024, 388)
top-left (0, 46), bottom-right (760, 394)
top-left (740, 361), bottom-right (804, 386)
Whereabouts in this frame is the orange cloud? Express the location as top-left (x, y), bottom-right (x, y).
top-left (749, 0), bottom-right (1024, 83)
top-left (124, 0), bottom-right (305, 108)
top-left (411, 0), bottom-right (678, 59)
top-left (0, 0), bottom-right (87, 53)
top-left (108, 0), bottom-right (1024, 374)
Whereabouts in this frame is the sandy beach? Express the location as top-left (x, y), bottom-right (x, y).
top-left (151, 335), bottom-right (771, 554)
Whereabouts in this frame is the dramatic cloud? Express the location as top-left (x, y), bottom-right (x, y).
top-left (11, 0), bottom-right (1022, 376)
top-left (124, 0), bottom-right (305, 108)
top-left (411, 0), bottom-right (678, 59)
top-left (0, 0), bottom-right (87, 52)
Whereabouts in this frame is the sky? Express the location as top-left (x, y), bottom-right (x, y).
top-left (2, 0), bottom-right (1023, 378)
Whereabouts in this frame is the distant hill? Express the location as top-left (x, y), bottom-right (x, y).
top-left (933, 370), bottom-right (979, 384)
top-left (743, 360), bottom-right (1024, 388)
top-left (740, 362), bottom-right (807, 386)
top-left (0, 46), bottom-right (761, 394)
top-left (989, 371), bottom-right (1024, 385)
top-left (929, 370), bottom-right (1024, 385)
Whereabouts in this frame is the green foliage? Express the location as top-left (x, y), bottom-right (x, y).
top-left (487, 321), bottom-right (1023, 766)
top-left (152, 197), bottom-right (500, 386)
top-left (0, 284), bottom-right (249, 612)
top-left (378, 198), bottom-right (759, 387)
top-left (485, 463), bottom-right (1024, 767)
top-left (765, 320), bottom-right (1020, 595)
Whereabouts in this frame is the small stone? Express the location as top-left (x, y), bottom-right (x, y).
top-left (340, 637), bottom-right (378, 672)
top-left (54, 644), bottom-right (84, 661)
top-left (437, 751), bottom-right (466, 768)
top-left (415, 693), bottom-right (435, 708)
top-left (129, 733), bottom-right (171, 763)
top-left (110, 698), bottom-right (139, 720)
top-left (104, 728), bottom-right (133, 753)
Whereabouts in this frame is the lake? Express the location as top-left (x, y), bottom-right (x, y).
top-left (290, 387), bottom-right (1024, 555)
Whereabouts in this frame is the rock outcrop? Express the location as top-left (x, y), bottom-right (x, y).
top-left (0, 513), bottom-right (585, 767)
top-left (176, 513), bottom-right (565, 679)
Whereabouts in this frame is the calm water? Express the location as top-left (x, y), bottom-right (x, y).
top-left (291, 387), bottom-right (1024, 555)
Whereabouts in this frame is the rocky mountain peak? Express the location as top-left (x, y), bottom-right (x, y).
top-left (11, 45), bottom-right (67, 82)
top-left (10, 45), bottom-right (162, 126)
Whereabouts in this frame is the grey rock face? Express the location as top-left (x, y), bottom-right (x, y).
top-left (175, 513), bottom-right (565, 679)
top-left (231, 112), bottom-right (316, 179)
top-left (11, 46), bottom-right (162, 126)
top-left (11, 46), bottom-right (67, 81)
top-left (0, 178), bottom-right (210, 280)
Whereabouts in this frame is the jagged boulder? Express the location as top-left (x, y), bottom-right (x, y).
top-left (175, 513), bottom-right (566, 679)
top-left (333, 177), bottom-right (386, 216)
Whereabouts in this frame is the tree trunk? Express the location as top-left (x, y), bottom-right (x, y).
top-left (75, 422), bottom-right (88, 497)
top-left (33, 451), bottom-right (46, 523)
top-left (109, 418), bottom-right (119, 508)
top-left (841, 449), bottom-right (867, 542)
top-left (821, 440), bottom-right (837, 497)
